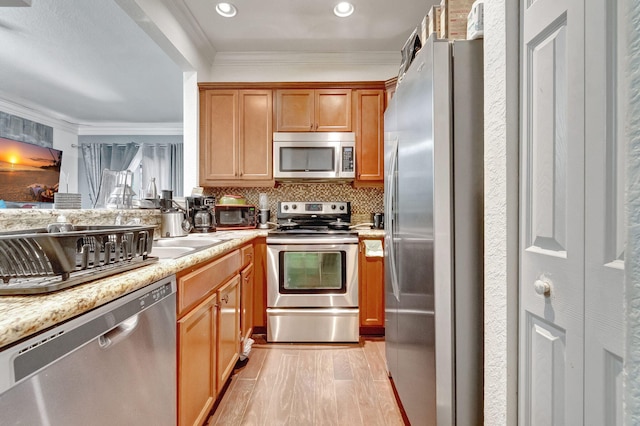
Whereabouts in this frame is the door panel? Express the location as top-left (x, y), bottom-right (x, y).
top-left (524, 315), bottom-right (566, 426)
top-left (527, 23), bottom-right (568, 253)
top-left (583, 0), bottom-right (625, 423)
top-left (519, 0), bottom-right (584, 423)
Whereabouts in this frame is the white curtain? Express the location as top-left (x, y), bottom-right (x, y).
top-left (80, 142), bottom-right (139, 207)
top-left (130, 143), bottom-right (184, 198)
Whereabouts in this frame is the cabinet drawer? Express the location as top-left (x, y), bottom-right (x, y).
top-left (241, 244), bottom-right (254, 267)
top-left (178, 250), bottom-right (241, 317)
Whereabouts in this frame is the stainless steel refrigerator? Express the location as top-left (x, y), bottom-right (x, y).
top-left (384, 36), bottom-right (484, 425)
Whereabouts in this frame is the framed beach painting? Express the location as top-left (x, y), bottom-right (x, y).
top-left (0, 137), bottom-right (63, 203)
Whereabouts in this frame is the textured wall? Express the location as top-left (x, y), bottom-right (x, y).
top-left (625, 0), bottom-right (640, 422)
top-left (483, 0), bottom-right (520, 424)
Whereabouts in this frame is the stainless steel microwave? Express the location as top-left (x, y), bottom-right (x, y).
top-left (273, 132), bottom-right (356, 180)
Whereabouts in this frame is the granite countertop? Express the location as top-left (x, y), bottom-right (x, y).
top-left (0, 226), bottom-right (383, 350)
top-left (0, 230), bottom-right (265, 350)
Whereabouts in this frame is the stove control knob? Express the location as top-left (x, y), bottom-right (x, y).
top-left (283, 205), bottom-right (289, 211)
top-left (292, 204), bottom-right (297, 210)
top-left (331, 204), bottom-right (336, 210)
top-left (339, 205), bottom-right (345, 211)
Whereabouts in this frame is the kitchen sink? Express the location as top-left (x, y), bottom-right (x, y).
top-left (149, 246), bottom-right (196, 259)
top-left (154, 238), bottom-right (223, 249)
top-left (151, 236), bottom-right (226, 259)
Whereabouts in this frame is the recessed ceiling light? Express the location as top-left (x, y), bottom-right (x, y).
top-left (333, 2), bottom-right (354, 18)
top-left (216, 2), bottom-right (237, 18)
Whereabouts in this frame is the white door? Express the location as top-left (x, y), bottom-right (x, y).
top-left (583, 0), bottom-right (625, 423)
top-left (519, 0), bottom-right (585, 423)
top-left (520, 0), bottom-right (626, 423)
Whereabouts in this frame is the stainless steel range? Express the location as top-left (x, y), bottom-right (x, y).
top-left (266, 201), bottom-right (359, 342)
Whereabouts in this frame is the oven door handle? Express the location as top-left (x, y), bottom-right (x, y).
top-left (266, 236), bottom-right (359, 245)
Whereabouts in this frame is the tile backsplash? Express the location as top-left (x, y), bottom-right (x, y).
top-left (204, 184), bottom-right (383, 224)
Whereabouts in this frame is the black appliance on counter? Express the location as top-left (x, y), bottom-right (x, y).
top-left (185, 196), bottom-right (216, 233)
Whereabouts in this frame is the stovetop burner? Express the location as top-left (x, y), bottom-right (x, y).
top-left (271, 201), bottom-right (353, 234)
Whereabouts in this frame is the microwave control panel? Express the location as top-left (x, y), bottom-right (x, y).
top-left (342, 147), bottom-right (354, 172)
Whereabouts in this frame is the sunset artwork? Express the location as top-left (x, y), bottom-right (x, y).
top-left (0, 137), bottom-right (63, 203)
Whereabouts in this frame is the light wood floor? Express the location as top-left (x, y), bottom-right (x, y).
top-left (206, 337), bottom-right (405, 425)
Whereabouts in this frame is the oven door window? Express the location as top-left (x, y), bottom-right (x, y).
top-left (279, 251), bottom-right (346, 293)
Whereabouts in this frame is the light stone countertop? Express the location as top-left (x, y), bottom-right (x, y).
top-left (0, 224), bottom-right (382, 350)
top-left (354, 229), bottom-right (384, 238)
top-left (0, 229), bottom-right (265, 350)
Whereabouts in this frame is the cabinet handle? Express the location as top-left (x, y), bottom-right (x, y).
top-left (221, 294), bottom-right (229, 304)
top-left (310, 124), bottom-right (313, 130)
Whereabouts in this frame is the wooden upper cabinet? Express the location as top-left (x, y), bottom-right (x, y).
top-left (200, 90), bottom-right (238, 182)
top-left (275, 89), bottom-right (314, 131)
top-left (276, 89), bottom-right (352, 132)
top-left (354, 89), bottom-right (384, 184)
top-left (239, 90), bottom-right (273, 179)
top-left (199, 89), bottom-right (273, 185)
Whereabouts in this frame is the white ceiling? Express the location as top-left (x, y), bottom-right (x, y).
top-left (0, 0), bottom-right (432, 126)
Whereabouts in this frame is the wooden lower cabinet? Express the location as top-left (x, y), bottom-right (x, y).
top-left (178, 292), bottom-right (217, 426)
top-left (252, 237), bottom-right (267, 333)
top-left (359, 239), bottom-right (385, 333)
top-left (241, 262), bottom-right (254, 343)
top-left (216, 274), bottom-right (241, 395)
top-left (177, 247), bottom-right (246, 426)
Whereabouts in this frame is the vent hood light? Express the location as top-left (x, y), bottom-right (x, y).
top-left (215, 2), bottom-right (237, 17)
top-left (333, 2), bottom-right (354, 17)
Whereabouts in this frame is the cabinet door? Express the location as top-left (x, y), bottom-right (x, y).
top-left (354, 89), bottom-right (384, 183)
top-left (276, 89), bottom-right (314, 131)
top-left (241, 262), bottom-right (254, 342)
top-left (315, 89), bottom-right (352, 131)
top-left (359, 239), bottom-right (385, 328)
top-left (178, 293), bottom-right (217, 426)
top-left (217, 274), bottom-right (241, 394)
top-left (239, 90), bottom-right (273, 180)
top-left (252, 237), bottom-right (268, 332)
top-left (200, 90), bottom-right (239, 182)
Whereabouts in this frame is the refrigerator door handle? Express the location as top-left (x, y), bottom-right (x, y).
top-left (385, 137), bottom-right (400, 302)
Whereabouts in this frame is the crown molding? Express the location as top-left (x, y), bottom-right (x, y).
top-left (0, 96), bottom-right (182, 136)
top-left (0, 96), bottom-right (79, 134)
top-left (77, 122), bottom-right (183, 136)
top-left (171, 0), bottom-right (217, 65)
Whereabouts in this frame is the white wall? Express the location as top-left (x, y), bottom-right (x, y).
top-left (209, 52), bottom-right (400, 82)
top-left (483, 0), bottom-right (519, 424)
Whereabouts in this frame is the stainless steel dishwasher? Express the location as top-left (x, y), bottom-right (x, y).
top-left (0, 275), bottom-right (177, 426)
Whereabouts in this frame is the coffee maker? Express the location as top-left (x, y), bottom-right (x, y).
top-left (185, 196), bottom-right (216, 233)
